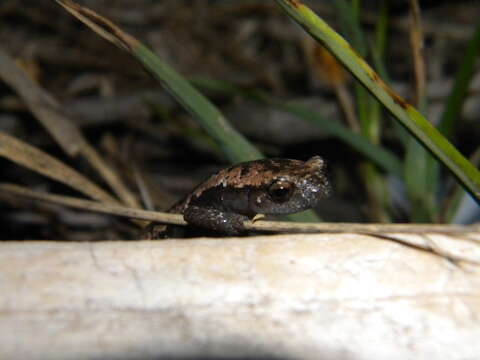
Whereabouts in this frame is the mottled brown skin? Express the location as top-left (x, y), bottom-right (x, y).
top-left (149, 156), bottom-right (331, 238)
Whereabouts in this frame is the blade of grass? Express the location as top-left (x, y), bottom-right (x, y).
top-left (404, 0), bottom-right (437, 222)
top-left (134, 43), bottom-right (263, 162)
top-left (53, 0), bottom-right (319, 222)
top-left (2, 183), bottom-right (478, 236)
top-left (442, 148), bottom-right (480, 223)
top-left (54, 0), bottom-right (262, 164)
top-left (0, 183), bottom-right (185, 226)
top-left (334, 0), bottom-right (391, 221)
top-left (363, 1), bottom-right (391, 222)
top-left (0, 47), bottom-right (82, 156)
top-left (0, 132), bottom-right (118, 204)
top-left (334, 0), bottom-right (366, 56)
top-left (333, 0), bottom-right (369, 133)
top-left (304, 41), bottom-right (359, 132)
top-left (438, 25), bottom-right (480, 136)
top-left (274, 101), bottom-right (402, 176)
top-left (370, 11), bottom-right (411, 147)
top-left (191, 77), bottom-right (402, 177)
top-left (368, 0), bottom-right (389, 145)
top-left (437, 25), bottom-right (480, 221)
top-left (0, 46), bottom-right (139, 208)
top-left (274, 0), bottom-right (480, 204)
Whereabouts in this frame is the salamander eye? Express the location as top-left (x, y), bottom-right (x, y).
top-left (268, 180), bottom-right (294, 203)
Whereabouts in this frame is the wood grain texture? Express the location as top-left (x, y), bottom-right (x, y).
top-left (1, 233), bottom-right (479, 359)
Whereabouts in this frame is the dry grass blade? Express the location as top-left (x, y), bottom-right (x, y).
top-left (304, 40), bottom-right (359, 132)
top-left (244, 218), bottom-right (480, 235)
top-left (53, 0), bottom-right (264, 163)
top-left (80, 144), bottom-right (139, 208)
top-left (408, 0), bottom-right (426, 107)
top-left (0, 183), bottom-right (184, 225)
top-left (2, 183), bottom-right (478, 263)
top-left (54, 0), bottom-right (139, 52)
top-left (0, 47), bottom-right (83, 156)
top-left (0, 46), bottom-right (139, 208)
top-left (275, 0), bottom-right (480, 203)
top-left (0, 132), bottom-right (117, 204)
top-left (1, 182), bottom-right (478, 236)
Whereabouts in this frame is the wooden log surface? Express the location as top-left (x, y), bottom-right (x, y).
top-left (1, 233), bottom-right (479, 360)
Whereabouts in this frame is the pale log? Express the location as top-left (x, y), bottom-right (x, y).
top-left (1, 233), bottom-right (479, 360)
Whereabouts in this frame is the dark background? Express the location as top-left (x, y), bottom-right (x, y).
top-left (1, 0), bottom-right (479, 239)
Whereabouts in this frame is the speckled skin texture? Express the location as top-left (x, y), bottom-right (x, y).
top-left (150, 156), bottom-right (331, 237)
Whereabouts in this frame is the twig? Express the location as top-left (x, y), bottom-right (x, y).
top-left (1, 183), bottom-right (479, 236)
top-left (0, 183), bottom-right (185, 226)
top-left (245, 217), bottom-right (480, 235)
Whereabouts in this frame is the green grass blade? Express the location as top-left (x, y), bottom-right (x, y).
top-left (131, 45), bottom-right (322, 222)
top-left (436, 25), bottom-right (480, 221)
top-left (134, 43), bottom-right (263, 163)
top-left (363, 1), bottom-right (391, 222)
top-left (443, 147), bottom-right (480, 223)
top-left (438, 24), bottom-right (480, 136)
top-left (273, 101), bottom-right (402, 176)
top-left (404, 141), bottom-right (437, 221)
top-left (334, 0), bottom-right (366, 56)
top-left (55, 0), bottom-right (262, 164)
top-left (192, 77), bottom-right (403, 177)
top-left (368, 0), bottom-right (388, 143)
top-left (333, 0), bottom-right (370, 134)
top-left (370, 6), bottom-right (410, 146)
top-left (404, 0), bottom-right (437, 222)
top-left (274, 0), bottom-right (480, 204)
top-left (54, 0), bottom-right (322, 222)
